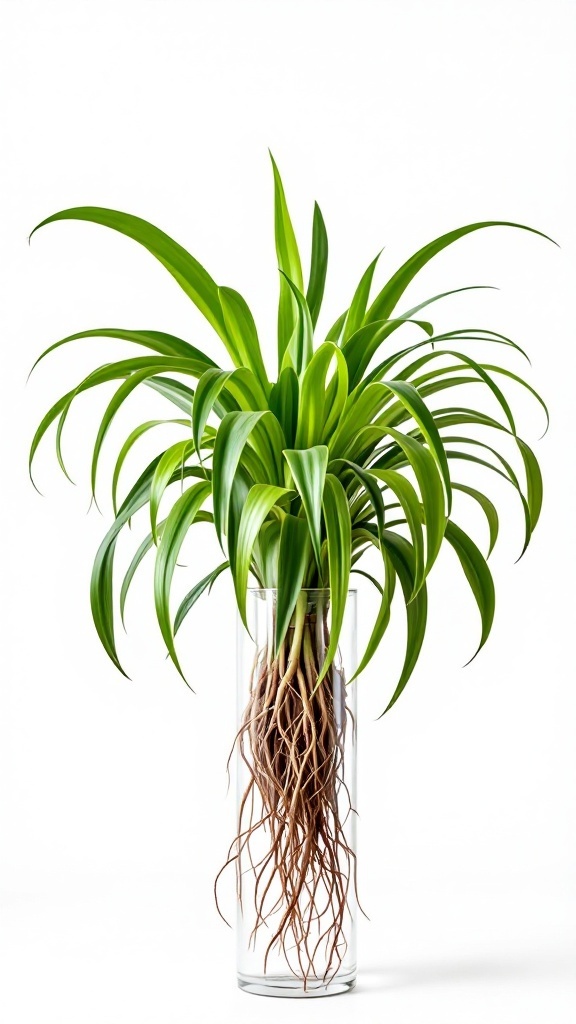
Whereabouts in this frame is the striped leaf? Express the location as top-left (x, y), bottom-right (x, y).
top-left (283, 446), bottom-right (329, 571)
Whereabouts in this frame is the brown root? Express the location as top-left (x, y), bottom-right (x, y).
top-left (216, 604), bottom-right (358, 988)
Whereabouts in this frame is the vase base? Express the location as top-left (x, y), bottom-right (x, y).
top-left (238, 970), bottom-right (356, 998)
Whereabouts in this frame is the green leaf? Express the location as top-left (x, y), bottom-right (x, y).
top-left (270, 153), bottom-right (304, 365)
top-left (378, 379), bottom-right (452, 513)
top-left (28, 327), bottom-right (218, 379)
top-left (192, 368), bottom-right (232, 459)
top-left (231, 483), bottom-right (293, 630)
top-left (334, 459), bottom-right (387, 543)
top-left (517, 437), bottom-right (543, 534)
top-left (306, 201), bottom-right (328, 328)
top-left (30, 354), bottom-right (223, 485)
top-left (283, 446), bottom-right (329, 571)
top-left (218, 286), bottom-right (270, 391)
top-left (91, 369), bottom-right (169, 504)
top-left (120, 520), bottom-right (166, 627)
top-left (343, 317), bottom-right (434, 390)
top-left (342, 251), bottom-right (382, 343)
top-left (398, 284), bottom-right (498, 321)
top-left (399, 349), bottom-right (518, 434)
top-left (370, 468), bottom-right (426, 596)
top-left (275, 514), bottom-right (313, 652)
top-left (121, 514), bottom-right (214, 629)
top-left (351, 549), bottom-right (396, 681)
top-left (317, 474), bottom-right (352, 685)
top-left (89, 454), bottom-right (164, 675)
top-left (444, 519), bottom-right (495, 661)
top-left (365, 220), bottom-right (556, 325)
top-left (380, 532), bottom-right (428, 715)
top-left (30, 208), bottom-right (232, 351)
top-left (269, 366), bottom-right (299, 448)
top-left (174, 561), bottom-right (229, 636)
top-left (482, 364), bottom-right (549, 435)
top-left (294, 342), bottom-right (348, 448)
top-left (325, 309), bottom-right (348, 344)
top-left (452, 483), bottom-right (499, 557)
top-left (212, 411), bottom-right (266, 546)
top-left (145, 375), bottom-right (196, 414)
top-left (375, 426), bottom-right (446, 574)
top-left (258, 518), bottom-right (281, 588)
top-left (280, 272), bottom-right (314, 376)
top-left (149, 440), bottom-right (205, 542)
top-left (112, 418), bottom-right (190, 515)
top-left (153, 480), bottom-right (212, 679)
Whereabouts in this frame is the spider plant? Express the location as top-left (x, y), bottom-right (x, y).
top-left (29, 154), bottom-right (550, 987)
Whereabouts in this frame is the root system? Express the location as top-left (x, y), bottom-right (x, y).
top-left (217, 597), bottom-right (358, 989)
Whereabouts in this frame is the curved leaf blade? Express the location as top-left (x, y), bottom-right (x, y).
top-left (231, 483), bottom-right (293, 629)
top-left (365, 220), bottom-right (556, 325)
top-left (174, 561), bottom-right (229, 636)
top-left (283, 446), bottom-right (329, 571)
top-left (153, 480), bottom-right (212, 679)
top-left (444, 519), bottom-right (495, 661)
top-left (30, 208), bottom-right (230, 346)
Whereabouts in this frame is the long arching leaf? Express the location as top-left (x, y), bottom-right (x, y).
top-left (30, 208), bottom-right (233, 351)
top-left (365, 220), bottom-right (556, 325)
top-left (174, 561), bottom-right (229, 636)
top-left (444, 519), bottom-right (495, 661)
top-left (153, 480), bottom-right (212, 680)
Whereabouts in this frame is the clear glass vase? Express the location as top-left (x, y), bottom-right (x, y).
top-left (235, 588), bottom-right (357, 998)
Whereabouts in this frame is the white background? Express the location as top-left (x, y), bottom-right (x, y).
top-left (1, 2), bottom-right (575, 1022)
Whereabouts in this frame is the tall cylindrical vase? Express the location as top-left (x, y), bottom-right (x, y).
top-left (235, 588), bottom-right (357, 998)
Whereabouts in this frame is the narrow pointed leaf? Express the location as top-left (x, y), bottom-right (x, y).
top-left (149, 440), bottom-right (204, 542)
top-left (370, 468), bottom-right (426, 596)
top-left (30, 208), bottom-right (231, 348)
top-left (112, 418), bottom-right (190, 515)
top-left (306, 201), bottom-right (328, 328)
top-left (351, 549), bottom-right (396, 681)
top-left (270, 153), bottom-right (304, 363)
top-left (325, 309), bottom-right (348, 344)
top-left (174, 561), bottom-right (229, 635)
top-left (365, 221), bottom-right (556, 325)
top-left (342, 251), bottom-right (382, 342)
top-left (28, 327), bottom-right (218, 378)
top-left (192, 368), bottom-right (232, 458)
top-left (380, 532), bottom-right (428, 715)
top-left (452, 483), bottom-right (499, 557)
top-left (444, 519), bottom-right (495, 660)
top-left (153, 480), bottom-right (211, 679)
